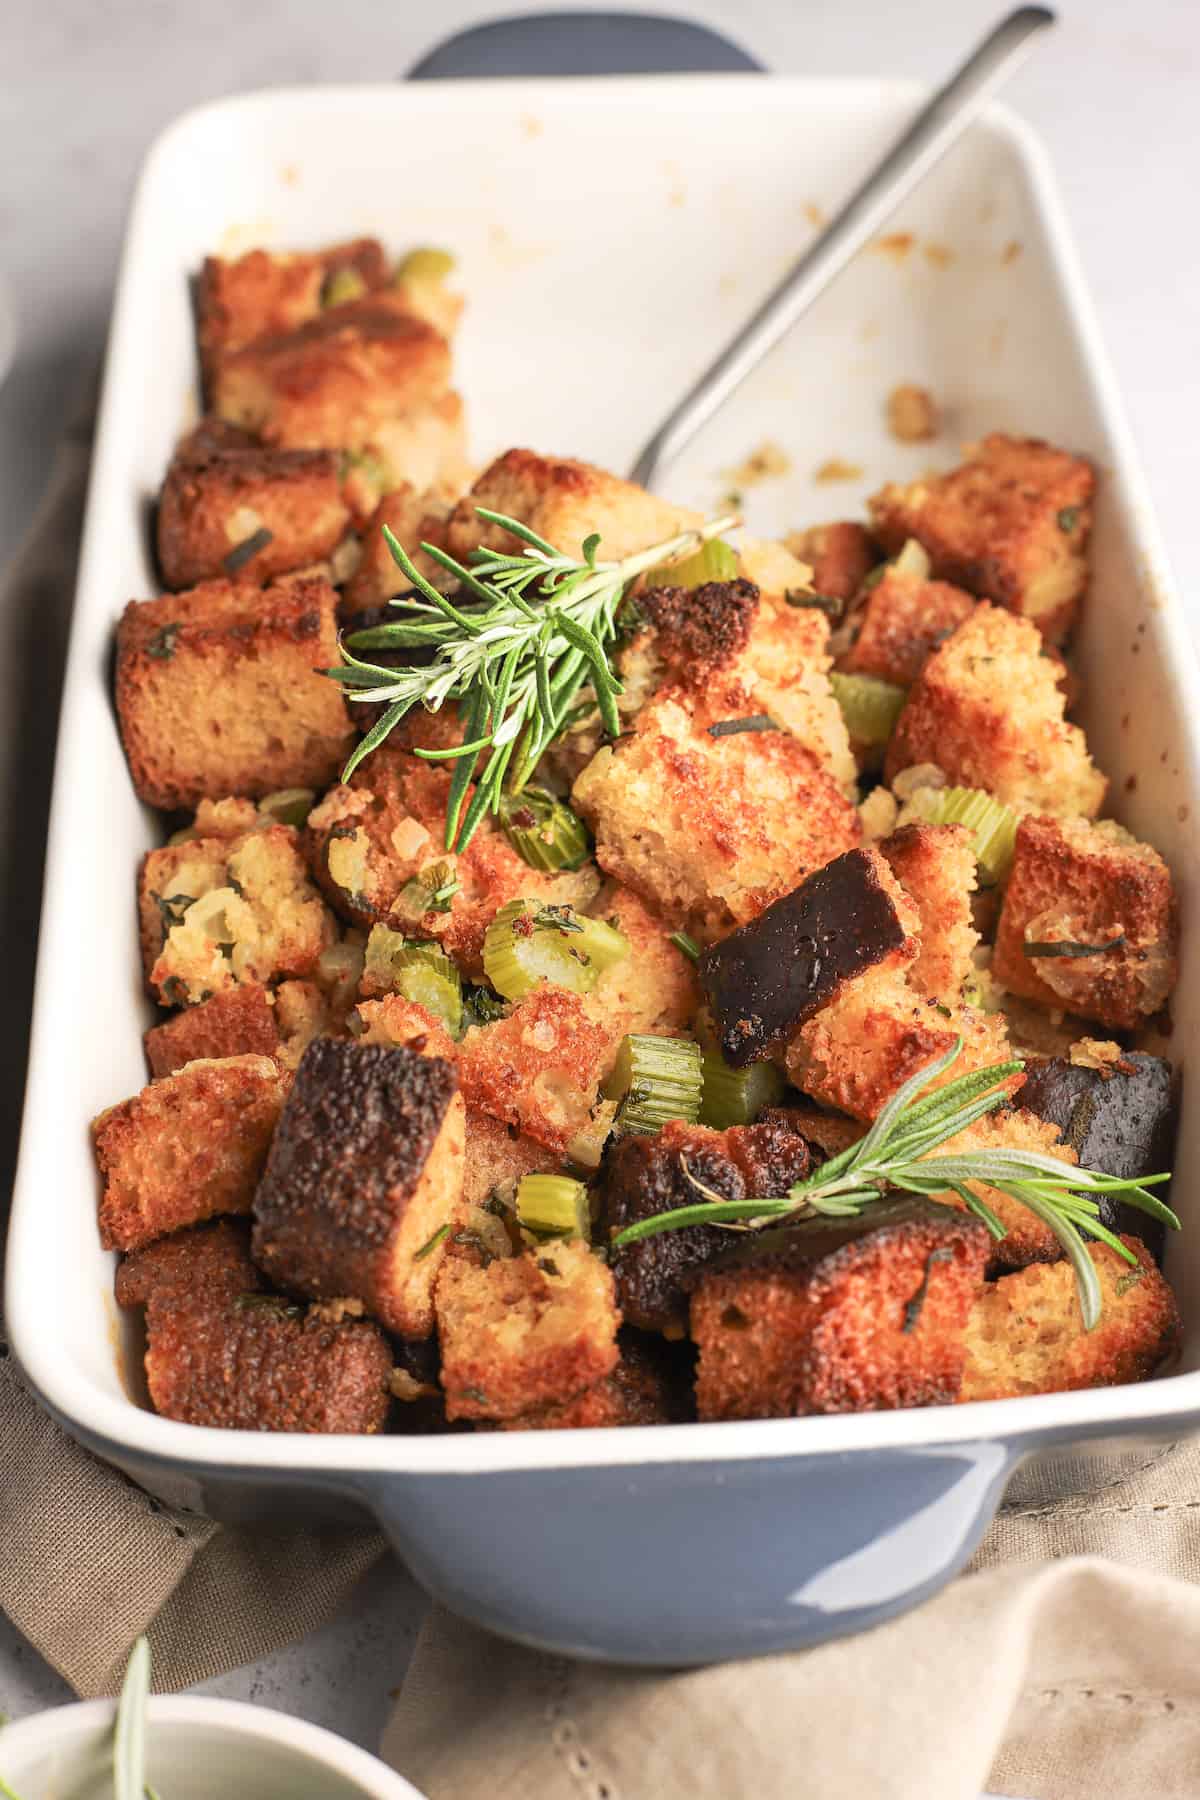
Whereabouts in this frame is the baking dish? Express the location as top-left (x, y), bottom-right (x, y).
top-left (8, 75), bottom-right (1200, 1666)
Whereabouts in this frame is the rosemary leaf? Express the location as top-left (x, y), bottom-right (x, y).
top-left (1023, 935), bottom-right (1126, 959)
top-left (706, 714), bottom-right (778, 738)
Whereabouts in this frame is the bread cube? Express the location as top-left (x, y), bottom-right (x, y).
top-left (869, 434), bottom-right (1094, 641)
top-left (992, 814), bottom-right (1177, 1031)
top-left (935, 1108), bottom-right (1076, 1270)
top-left (157, 440), bottom-right (350, 590)
top-left (341, 484), bottom-right (457, 616)
top-left (458, 986), bottom-right (612, 1154)
top-left (500, 1332), bottom-right (690, 1430)
top-left (602, 1117), bottom-right (812, 1334)
top-left (356, 992), bottom-right (459, 1062)
top-left (880, 822), bottom-right (978, 1004)
top-left (94, 1055), bottom-right (285, 1251)
top-left (115, 1220), bottom-right (393, 1433)
top-left (785, 522), bottom-right (878, 604)
top-left (435, 1241), bottom-right (620, 1422)
top-left (884, 604), bottom-right (1106, 818)
top-left (961, 1237), bottom-right (1181, 1402)
top-left (144, 983), bottom-right (279, 1077)
top-left (116, 575), bottom-right (354, 810)
top-left (197, 238), bottom-right (390, 373)
top-left (838, 565), bottom-right (975, 688)
top-left (460, 1106), bottom-right (562, 1212)
top-left (691, 1197), bottom-right (991, 1419)
top-left (272, 976), bottom-right (346, 1068)
top-left (139, 824), bottom-right (335, 1007)
top-left (583, 883), bottom-right (699, 1043)
top-left (252, 1038), bottom-right (465, 1337)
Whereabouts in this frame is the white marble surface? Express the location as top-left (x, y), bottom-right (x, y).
top-left (2, 0), bottom-right (1199, 1766)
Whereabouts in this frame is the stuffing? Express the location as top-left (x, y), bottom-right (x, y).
top-left (837, 565), bottom-right (976, 688)
top-left (992, 814), bottom-right (1177, 1032)
top-left (94, 1055), bottom-right (285, 1251)
top-left (883, 603), bottom-right (1106, 818)
top-left (115, 575), bottom-right (354, 810)
top-left (196, 238), bottom-right (390, 375)
top-left (690, 1197), bottom-right (991, 1419)
top-left (498, 1332), bottom-right (690, 1430)
top-left (252, 1037), bottom-right (466, 1337)
top-left (115, 1220), bottom-right (393, 1433)
top-left (435, 1240), bottom-right (620, 1422)
top-left (935, 1108), bottom-right (1076, 1270)
top-left (961, 1237), bottom-right (1181, 1402)
top-left (140, 824), bottom-right (335, 1007)
top-left (156, 440), bottom-right (351, 590)
top-left (272, 976), bottom-right (346, 1069)
top-left (869, 433), bottom-right (1094, 641)
top-left (784, 522), bottom-right (878, 604)
top-left (341, 483), bottom-right (458, 614)
top-left (880, 822), bottom-right (979, 1004)
top-left (144, 983), bottom-right (279, 1078)
top-left (457, 986), bottom-right (612, 1154)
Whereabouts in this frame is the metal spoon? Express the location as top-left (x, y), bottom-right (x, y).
top-left (629, 6), bottom-right (1056, 491)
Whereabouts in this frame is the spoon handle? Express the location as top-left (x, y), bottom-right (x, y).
top-left (628, 6), bottom-right (1056, 491)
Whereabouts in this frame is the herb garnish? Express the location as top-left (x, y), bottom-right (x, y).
top-left (785, 589), bottom-right (844, 619)
top-left (706, 714), bottom-right (778, 738)
top-left (414, 1223), bottom-right (451, 1261)
top-left (153, 892), bottom-right (194, 929)
top-left (223, 526), bottom-right (275, 575)
top-left (901, 1245), bottom-right (955, 1333)
top-left (145, 623), bottom-right (180, 660)
top-left (1023, 935), bottom-right (1126, 959)
top-left (235, 1293), bottom-right (302, 1318)
top-left (670, 930), bottom-right (701, 962)
top-left (610, 1038), bottom-right (1177, 1330)
top-left (330, 505), bottom-right (738, 851)
top-left (1057, 506), bottom-right (1081, 533)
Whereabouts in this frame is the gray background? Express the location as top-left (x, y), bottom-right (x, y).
top-left (2, 0), bottom-right (1198, 1759)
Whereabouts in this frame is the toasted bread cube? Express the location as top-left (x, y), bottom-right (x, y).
top-left (691, 1197), bottom-right (991, 1419)
top-left (935, 1109), bottom-right (1076, 1269)
top-left (252, 1038), bottom-right (464, 1337)
top-left (436, 1241), bottom-right (620, 1422)
top-left (602, 1117), bottom-right (812, 1334)
top-left (500, 1332), bottom-right (690, 1430)
top-left (583, 884), bottom-right (699, 1043)
top-left (144, 983), bottom-right (279, 1078)
top-left (446, 447), bottom-right (701, 564)
top-left (992, 814), bottom-right (1177, 1031)
top-left (786, 962), bottom-right (1014, 1121)
top-left (880, 822), bottom-right (978, 1004)
top-left (573, 689), bottom-right (860, 937)
top-left (115, 1220), bottom-right (392, 1433)
top-left (116, 575), bottom-right (354, 810)
top-left (356, 992), bottom-right (459, 1062)
top-left (140, 825), bottom-right (335, 1006)
top-left (870, 434), bottom-right (1094, 641)
top-left (884, 604), bottom-right (1106, 818)
top-left (785, 521), bottom-right (878, 604)
top-left (211, 298), bottom-right (453, 453)
top-left (838, 566), bottom-right (976, 688)
top-left (272, 976), bottom-right (346, 1068)
top-left (94, 1055), bottom-right (284, 1252)
top-left (458, 986), bottom-right (612, 1154)
top-left (961, 1237), bottom-right (1180, 1402)
top-left (461, 1107), bottom-right (561, 1211)
top-left (197, 238), bottom-right (390, 372)
top-left (157, 441), bottom-right (351, 589)
top-left (341, 484), bottom-right (457, 615)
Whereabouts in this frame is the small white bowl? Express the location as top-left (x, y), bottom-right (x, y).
top-left (0, 1695), bottom-right (422, 1799)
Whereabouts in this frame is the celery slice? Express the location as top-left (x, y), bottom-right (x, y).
top-left (498, 787), bottom-right (591, 872)
top-left (395, 247), bottom-right (456, 283)
top-left (644, 537), bottom-right (739, 591)
top-left (257, 787), bottom-right (315, 829)
top-left (699, 1047), bottom-right (785, 1129)
top-left (483, 899), bottom-right (628, 1001)
top-left (602, 1034), bottom-right (703, 1135)
top-left (516, 1174), bottom-right (591, 1240)
top-left (363, 927), bottom-right (463, 1034)
top-left (900, 785), bottom-right (1019, 885)
top-left (829, 671), bottom-right (907, 748)
top-left (322, 267), bottom-right (367, 307)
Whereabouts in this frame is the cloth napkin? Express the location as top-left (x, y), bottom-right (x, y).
top-left (6, 403), bottom-right (1200, 1800)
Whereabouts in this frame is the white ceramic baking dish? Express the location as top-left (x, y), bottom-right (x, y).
top-left (8, 75), bottom-right (1200, 1665)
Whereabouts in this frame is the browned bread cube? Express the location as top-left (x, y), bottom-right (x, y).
top-left (691, 1197), bottom-right (991, 1420)
top-left (197, 239), bottom-right (390, 374)
top-left (785, 521), bottom-right (878, 604)
top-left (838, 565), bottom-right (976, 687)
top-left (341, 484), bottom-right (458, 615)
top-left (602, 1117), bottom-right (812, 1334)
top-left (869, 434), bottom-right (1094, 641)
top-left (435, 1241), bottom-right (620, 1422)
top-left (94, 1055), bottom-right (285, 1251)
top-left (356, 993), bottom-right (459, 1063)
top-left (144, 983), bottom-right (279, 1077)
top-left (446, 447), bottom-right (701, 564)
top-left (157, 440), bottom-right (351, 589)
top-left (252, 1037), bottom-right (465, 1336)
top-left (884, 604), bottom-right (1106, 818)
top-left (880, 822), bottom-right (979, 1004)
top-left (461, 1107), bottom-right (561, 1211)
top-left (935, 1108), bottom-right (1076, 1270)
top-left (499, 1332), bottom-right (691, 1431)
top-left (961, 1236), bottom-right (1180, 1402)
top-left (992, 814), bottom-right (1178, 1032)
top-left (458, 986), bottom-right (611, 1154)
top-left (583, 883), bottom-right (699, 1043)
top-left (115, 1220), bottom-right (393, 1433)
top-left (116, 575), bottom-right (354, 810)
top-left (139, 824), bottom-right (335, 1007)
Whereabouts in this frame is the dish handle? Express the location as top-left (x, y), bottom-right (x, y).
top-left (405, 12), bottom-right (763, 81)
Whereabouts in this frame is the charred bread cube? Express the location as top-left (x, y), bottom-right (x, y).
top-left (458, 987), bottom-right (612, 1155)
top-left (602, 1117), bottom-right (812, 1335)
top-left (435, 1241), bottom-right (620, 1422)
top-left (157, 441), bottom-right (351, 590)
top-left (935, 1109), bottom-right (1077, 1270)
top-left (784, 521), bottom-right (878, 605)
top-left (252, 1037), bottom-right (465, 1337)
top-left (499, 1331), bottom-right (692, 1430)
top-left (115, 1220), bottom-right (393, 1433)
top-left (880, 822), bottom-right (979, 1005)
top-left (699, 847), bottom-right (920, 1067)
top-left (1019, 1050), bottom-right (1177, 1259)
top-left (838, 565), bottom-right (976, 688)
top-left (961, 1236), bottom-right (1180, 1402)
top-left (992, 814), bottom-right (1177, 1031)
top-left (869, 434), bottom-right (1094, 641)
top-left (690, 1197), bottom-right (992, 1420)
top-left (144, 983), bottom-right (279, 1077)
top-left (341, 484), bottom-right (457, 615)
top-left (197, 238), bottom-right (390, 375)
top-left (884, 604), bottom-right (1106, 818)
top-left (94, 1055), bottom-right (285, 1252)
top-left (757, 1103), bottom-right (865, 1162)
top-left (139, 824), bottom-right (335, 1007)
top-left (116, 575), bottom-right (354, 810)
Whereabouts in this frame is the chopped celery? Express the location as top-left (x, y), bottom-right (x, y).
top-left (322, 267), bottom-right (367, 307)
top-left (516, 1174), bottom-right (591, 1240)
top-left (699, 1046), bottom-right (785, 1129)
top-left (257, 787), bottom-right (315, 829)
top-left (900, 785), bottom-right (1019, 885)
top-left (395, 247), bottom-right (456, 284)
top-left (363, 927), bottom-right (463, 1034)
top-left (602, 1034), bottom-right (703, 1135)
top-left (498, 787), bottom-right (591, 872)
top-left (829, 672), bottom-right (907, 749)
top-left (482, 900), bottom-right (628, 1001)
top-left (644, 536), bottom-right (739, 591)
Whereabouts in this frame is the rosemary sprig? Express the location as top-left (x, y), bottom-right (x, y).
top-left (609, 1038), bottom-right (1178, 1330)
top-left (329, 506), bottom-right (738, 851)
